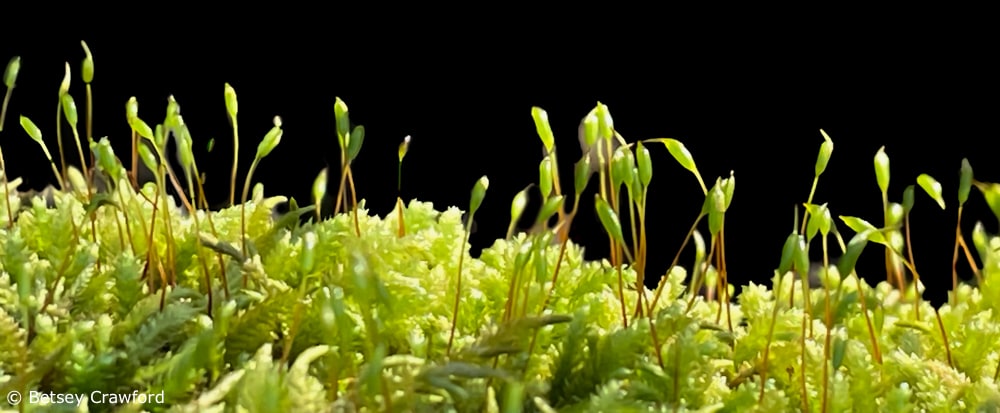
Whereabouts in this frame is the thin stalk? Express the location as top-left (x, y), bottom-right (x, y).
top-left (596, 146), bottom-right (609, 205)
top-left (882, 192), bottom-right (895, 288)
top-left (758, 270), bottom-right (785, 403)
top-left (503, 263), bottom-right (524, 323)
top-left (86, 84), bottom-right (94, 170)
top-left (335, 152), bottom-right (348, 214)
top-left (549, 151), bottom-right (565, 225)
top-left (821, 235), bottom-right (832, 413)
top-left (141, 190), bottom-right (159, 292)
top-left (56, 102), bottom-right (67, 183)
top-left (518, 248), bottom-right (540, 319)
top-left (114, 179), bottom-right (137, 256)
top-left (626, 193), bottom-right (642, 319)
top-left (672, 319), bottom-right (682, 410)
top-left (709, 232), bottom-right (731, 329)
top-left (904, 212), bottom-right (921, 320)
top-left (539, 195), bottom-right (581, 313)
top-left (854, 275), bottom-right (882, 364)
top-left (68, 125), bottom-right (91, 197)
top-left (799, 175), bottom-right (819, 235)
top-left (528, 210), bottom-right (617, 369)
top-left (531, 226), bottom-right (565, 317)
top-left (229, 113), bottom-right (239, 206)
top-left (591, 141), bottom-right (614, 263)
top-left (802, 249), bottom-right (814, 338)
top-left (606, 232), bottom-right (617, 267)
top-left (397, 150), bottom-right (406, 237)
top-left (831, 227), bottom-right (849, 306)
top-left (129, 179), bottom-right (156, 243)
top-left (195, 171), bottom-right (230, 299)
top-left (715, 239), bottom-right (724, 322)
top-left (67, 125), bottom-right (100, 271)
top-left (506, 234), bottom-right (547, 323)
top-left (615, 244), bottom-right (629, 328)
top-left (789, 273), bottom-right (797, 308)
top-left (600, 174), bottom-right (618, 265)
top-left (957, 235), bottom-right (982, 285)
top-left (950, 207), bottom-right (964, 303)
top-left (634, 194), bottom-right (649, 318)
top-left (184, 166), bottom-right (213, 313)
top-left (720, 225), bottom-right (733, 331)
top-left (240, 158), bottom-right (262, 260)
top-left (688, 237), bottom-right (717, 312)
top-left (604, 142), bottom-right (617, 262)
top-left (639, 191), bottom-right (649, 271)
top-left (790, 207), bottom-right (801, 309)
top-left (795, 179), bottom-right (819, 311)
top-left (157, 169), bottom-right (178, 286)
top-left (886, 255), bottom-right (923, 300)
top-left (544, 231), bottom-right (571, 314)
top-left (47, 160), bottom-right (66, 190)
top-left (446, 216), bottom-right (477, 355)
top-left (934, 308), bottom-right (953, 367)
top-left (799, 236), bottom-right (815, 407)
top-left (0, 148), bottom-right (12, 229)
top-left (800, 307), bottom-right (810, 413)
top-left (820, 232), bottom-right (884, 374)
top-left (89, 218), bottom-right (100, 273)
top-left (155, 146), bottom-right (195, 214)
top-left (628, 193), bottom-right (640, 272)
top-left (892, 231), bottom-right (905, 289)
top-left (157, 259), bottom-right (168, 311)
top-left (143, 161), bottom-right (177, 287)
top-left (534, 236), bottom-right (569, 322)
top-left (154, 153), bottom-right (195, 283)
top-left (0, 86), bottom-right (13, 227)
top-left (603, 149), bottom-right (630, 326)
top-left (346, 166), bottom-right (361, 237)
top-left (639, 287), bottom-right (665, 370)
top-left (397, 152), bottom-right (404, 195)
top-left (130, 129), bottom-right (138, 189)
top-left (649, 214), bottom-right (705, 312)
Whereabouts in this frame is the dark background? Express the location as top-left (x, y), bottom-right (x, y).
top-left (1, 24), bottom-right (996, 307)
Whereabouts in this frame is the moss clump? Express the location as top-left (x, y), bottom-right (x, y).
top-left (3, 43), bottom-right (1000, 413)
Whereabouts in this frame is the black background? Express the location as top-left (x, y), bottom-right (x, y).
top-left (1, 21), bottom-right (996, 307)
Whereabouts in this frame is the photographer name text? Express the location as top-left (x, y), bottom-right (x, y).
top-left (7, 390), bottom-right (165, 407)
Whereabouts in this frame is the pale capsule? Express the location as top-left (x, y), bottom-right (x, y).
top-left (577, 114), bottom-right (623, 174)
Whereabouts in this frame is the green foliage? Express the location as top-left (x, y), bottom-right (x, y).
top-left (2, 44), bottom-right (1000, 413)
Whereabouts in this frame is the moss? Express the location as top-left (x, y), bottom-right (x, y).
top-left (2, 44), bottom-right (1000, 412)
